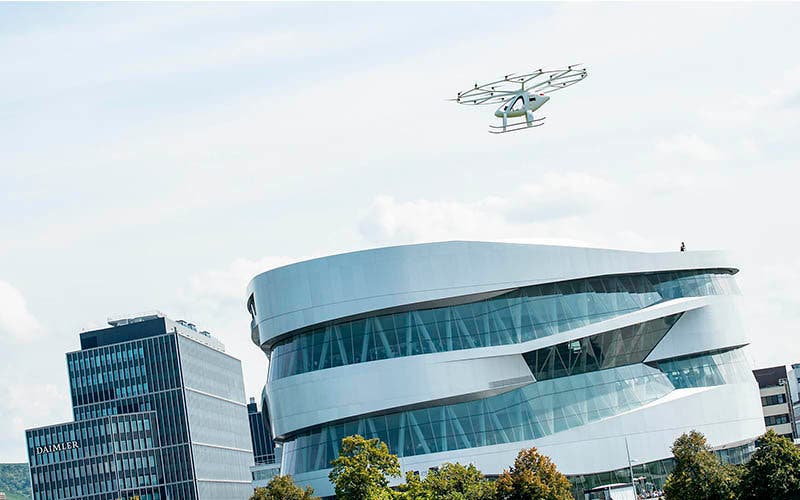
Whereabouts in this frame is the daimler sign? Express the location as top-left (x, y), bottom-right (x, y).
top-left (35, 441), bottom-right (79, 455)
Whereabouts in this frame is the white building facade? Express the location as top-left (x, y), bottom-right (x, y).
top-left (755, 365), bottom-right (797, 440)
top-left (247, 241), bottom-right (765, 498)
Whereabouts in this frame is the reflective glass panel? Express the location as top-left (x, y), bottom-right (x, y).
top-left (270, 270), bottom-right (739, 380)
top-left (649, 348), bottom-right (753, 388)
top-left (280, 347), bottom-right (752, 476)
top-left (524, 314), bottom-right (682, 380)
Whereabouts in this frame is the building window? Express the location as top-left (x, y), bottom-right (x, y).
top-left (523, 314), bottom-right (682, 380)
top-left (269, 270), bottom-right (740, 380)
top-left (765, 414), bottom-right (791, 426)
top-left (247, 295), bottom-right (257, 321)
top-left (762, 394), bottom-right (787, 406)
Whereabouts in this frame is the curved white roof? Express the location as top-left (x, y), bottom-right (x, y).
top-left (247, 241), bottom-right (736, 347)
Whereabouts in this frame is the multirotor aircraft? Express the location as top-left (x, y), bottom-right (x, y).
top-left (453, 65), bottom-right (587, 134)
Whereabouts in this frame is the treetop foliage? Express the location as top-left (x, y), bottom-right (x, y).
top-left (329, 434), bottom-right (401, 500)
top-left (250, 431), bottom-right (800, 500)
top-left (739, 429), bottom-right (800, 500)
top-left (325, 437), bottom-right (572, 500)
top-left (664, 430), bottom-right (740, 500)
top-left (398, 462), bottom-right (495, 500)
top-left (250, 474), bottom-right (317, 500)
top-left (0, 463), bottom-right (32, 500)
top-left (494, 447), bottom-right (573, 500)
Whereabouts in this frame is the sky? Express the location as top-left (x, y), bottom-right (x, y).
top-left (1, 2), bottom-right (799, 463)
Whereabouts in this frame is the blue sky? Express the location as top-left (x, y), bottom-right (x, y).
top-left (1, 2), bottom-right (799, 462)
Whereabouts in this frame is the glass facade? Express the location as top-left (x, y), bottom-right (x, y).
top-left (524, 314), bottom-right (682, 381)
top-left (567, 440), bottom-right (755, 499)
top-left (269, 270), bottom-right (739, 380)
top-left (248, 399), bottom-right (276, 465)
top-left (175, 334), bottom-right (254, 495)
top-left (26, 412), bottom-right (165, 500)
top-left (649, 348), bottom-right (753, 389)
top-left (27, 316), bottom-right (253, 500)
top-left (67, 332), bottom-right (196, 498)
top-left (280, 344), bottom-right (753, 476)
top-left (251, 465), bottom-right (280, 482)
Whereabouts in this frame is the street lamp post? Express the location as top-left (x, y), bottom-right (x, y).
top-left (625, 436), bottom-right (637, 497)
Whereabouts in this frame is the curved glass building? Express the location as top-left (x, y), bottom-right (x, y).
top-left (247, 241), bottom-right (764, 498)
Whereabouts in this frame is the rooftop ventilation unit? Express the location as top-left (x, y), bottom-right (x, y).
top-left (108, 310), bottom-right (164, 327)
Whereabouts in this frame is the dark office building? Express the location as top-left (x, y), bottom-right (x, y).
top-left (25, 313), bottom-right (254, 500)
top-left (247, 392), bottom-right (281, 490)
top-left (27, 412), bottom-right (164, 499)
top-left (247, 397), bottom-right (275, 465)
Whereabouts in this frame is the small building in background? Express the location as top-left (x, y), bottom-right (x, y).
top-left (248, 394), bottom-right (275, 464)
top-left (584, 483), bottom-right (638, 500)
top-left (248, 390), bottom-right (281, 490)
top-left (753, 365), bottom-right (797, 440)
top-left (785, 363), bottom-right (800, 441)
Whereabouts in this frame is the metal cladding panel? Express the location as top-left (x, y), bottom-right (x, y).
top-left (247, 241), bottom-right (736, 346)
top-left (178, 335), bottom-right (247, 403)
top-left (177, 335), bottom-right (253, 495)
top-left (196, 478), bottom-right (254, 500)
top-left (644, 296), bottom-right (749, 362)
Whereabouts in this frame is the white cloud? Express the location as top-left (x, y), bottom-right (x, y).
top-left (0, 282), bottom-right (61, 460)
top-left (358, 172), bottom-right (619, 246)
top-left (506, 173), bottom-right (619, 222)
top-left (171, 254), bottom-right (320, 399)
top-left (738, 258), bottom-right (800, 368)
top-left (358, 195), bottom-right (506, 245)
top-left (186, 255), bottom-right (303, 308)
top-left (656, 134), bottom-right (724, 162)
top-left (0, 5), bottom-right (380, 103)
top-left (0, 281), bottom-right (45, 343)
top-left (693, 64), bottom-right (800, 156)
top-left (0, 378), bottom-right (71, 462)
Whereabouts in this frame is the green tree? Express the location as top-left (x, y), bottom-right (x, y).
top-left (663, 430), bottom-right (740, 500)
top-left (397, 470), bottom-right (429, 499)
top-left (329, 434), bottom-right (401, 500)
top-left (398, 462), bottom-right (495, 500)
top-left (250, 474), bottom-right (317, 500)
top-left (494, 447), bottom-right (572, 500)
top-left (0, 463), bottom-right (32, 500)
top-left (740, 429), bottom-right (800, 500)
